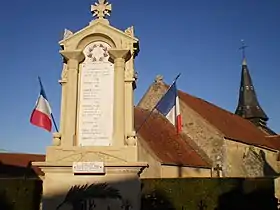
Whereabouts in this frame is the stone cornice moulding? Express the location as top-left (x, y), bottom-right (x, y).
top-left (32, 161), bottom-right (148, 175)
top-left (108, 49), bottom-right (132, 63)
top-left (58, 21), bottom-right (139, 45)
top-left (60, 50), bottom-right (85, 63)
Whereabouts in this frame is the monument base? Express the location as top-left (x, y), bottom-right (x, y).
top-left (33, 161), bottom-right (148, 210)
top-left (45, 146), bottom-right (139, 163)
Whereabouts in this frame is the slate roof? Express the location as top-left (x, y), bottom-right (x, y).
top-left (0, 153), bottom-right (45, 176)
top-left (177, 89), bottom-right (280, 151)
top-left (135, 107), bottom-right (212, 168)
top-left (235, 59), bottom-right (268, 123)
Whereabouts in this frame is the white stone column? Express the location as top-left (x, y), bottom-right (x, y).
top-left (125, 76), bottom-right (137, 146)
top-left (108, 49), bottom-right (131, 146)
top-left (58, 63), bottom-right (67, 140)
top-left (59, 50), bottom-right (84, 147)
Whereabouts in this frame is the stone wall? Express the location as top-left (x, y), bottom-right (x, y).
top-left (137, 136), bottom-right (162, 178)
top-left (225, 140), bottom-right (279, 177)
top-left (179, 101), bottom-right (224, 169)
top-left (138, 81), bottom-right (225, 170)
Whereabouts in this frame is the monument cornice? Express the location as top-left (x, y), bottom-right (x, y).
top-left (60, 50), bottom-right (85, 63)
top-left (108, 49), bottom-right (132, 62)
top-left (59, 21), bottom-right (139, 45)
top-left (32, 161), bottom-right (148, 175)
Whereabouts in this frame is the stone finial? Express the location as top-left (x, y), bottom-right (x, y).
top-left (91, 0), bottom-right (112, 22)
top-left (134, 71), bottom-right (138, 80)
top-left (125, 26), bottom-right (134, 37)
top-left (155, 75), bottom-right (164, 83)
top-left (126, 131), bottom-right (137, 146)
top-left (52, 132), bottom-right (61, 146)
top-left (63, 29), bottom-right (73, 40)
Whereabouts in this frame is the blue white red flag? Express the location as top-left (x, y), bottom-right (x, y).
top-left (30, 78), bottom-right (52, 132)
top-left (156, 81), bottom-right (182, 133)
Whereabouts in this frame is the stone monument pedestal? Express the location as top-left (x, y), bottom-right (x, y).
top-left (34, 152), bottom-right (147, 210)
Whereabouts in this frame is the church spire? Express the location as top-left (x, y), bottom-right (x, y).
top-left (235, 40), bottom-right (269, 126)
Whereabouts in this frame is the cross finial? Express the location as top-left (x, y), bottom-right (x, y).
top-left (155, 75), bottom-right (164, 83)
top-left (91, 0), bottom-right (112, 21)
top-left (239, 39), bottom-right (248, 59)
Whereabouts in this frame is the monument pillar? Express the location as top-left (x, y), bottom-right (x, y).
top-left (58, 67), bottom-right (66, 135)
top-left (109, 49), bottom-right (132, 146)
top-left (59, 50), bottom-right (85, 146)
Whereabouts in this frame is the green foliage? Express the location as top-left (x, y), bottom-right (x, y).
top-left (56, 183), bottom-right (122, 210)
top-left (0, 179), bottom-right (42, 210)
top-left (141, 178), bottom-right (277, 210)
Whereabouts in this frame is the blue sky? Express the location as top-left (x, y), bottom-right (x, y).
top-left (0, 0), bottom-right (279, 154)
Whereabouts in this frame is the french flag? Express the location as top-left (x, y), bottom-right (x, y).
top-left (30, 77), bottom-right (52, 132)
top-left (156, 80), bottom-right (182, 133)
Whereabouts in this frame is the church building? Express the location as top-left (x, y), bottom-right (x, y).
top-left (136, 56), bottom-right (280, 178)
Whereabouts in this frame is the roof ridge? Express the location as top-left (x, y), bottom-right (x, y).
top-left (163, 82), bottom-right (240, 117)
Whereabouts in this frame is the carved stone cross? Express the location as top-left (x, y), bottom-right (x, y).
top-left (91, 0), bottom-right (112, 19)
top-left (213, 164), bottom-right (222, 177)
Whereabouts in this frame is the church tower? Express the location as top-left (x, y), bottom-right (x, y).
top-left (235, 41), bottom-right (269, 128)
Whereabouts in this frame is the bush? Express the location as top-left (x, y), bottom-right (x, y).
top-left (0, 179), bottom-right (42, 210)
top-left (141, 178), bottom-right (278, 210)
top-left (0, 177), bottom-right (277, 210)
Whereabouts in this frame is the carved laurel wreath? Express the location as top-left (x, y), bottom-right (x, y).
top-left (86, 43), bottom-right (109, 62)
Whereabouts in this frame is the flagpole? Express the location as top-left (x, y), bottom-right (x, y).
top-left (51, 113), bottom-right (59, 133)
top-left (135, 73), bottom-right (181, 134)
top-left (38, 76), bottom-right (59, 133)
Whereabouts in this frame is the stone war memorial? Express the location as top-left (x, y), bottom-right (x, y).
top-left (33, 0), bottom-right (148, 209)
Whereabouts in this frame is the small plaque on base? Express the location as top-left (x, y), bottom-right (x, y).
top-left (73, 162), bottom-right (105, 174)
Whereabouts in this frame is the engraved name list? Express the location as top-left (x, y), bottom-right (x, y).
top-left (78, 41), bottom-right (114, 146)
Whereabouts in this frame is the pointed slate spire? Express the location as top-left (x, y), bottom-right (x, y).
top-left (235, 41), bottom-right (268, 126)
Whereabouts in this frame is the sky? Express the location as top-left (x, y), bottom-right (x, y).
top-left (0, 0), bottom-right (279, 154)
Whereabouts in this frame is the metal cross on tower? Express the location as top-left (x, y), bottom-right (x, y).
top-left (239, 39), bottom-right (248, 59)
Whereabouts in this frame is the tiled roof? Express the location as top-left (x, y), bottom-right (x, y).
top-left (0, 153), bottom-right (45, 176)
top-left (265, 136), bottom-right (280, 150)
top-left (135, 107), bottom-right (211, 168)
top-left (177, 90), bottom-right (280, 150)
